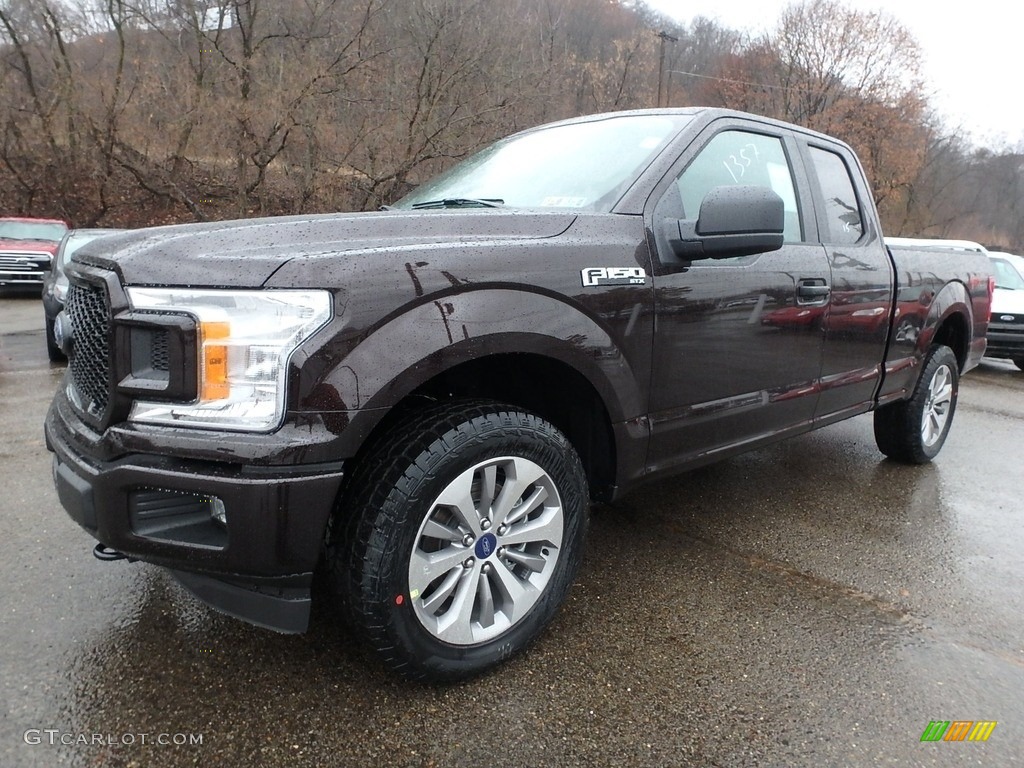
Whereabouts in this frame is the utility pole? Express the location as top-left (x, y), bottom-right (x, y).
top-left (656, 30), bottom-right (678, 108)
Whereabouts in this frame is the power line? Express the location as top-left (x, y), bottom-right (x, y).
top-left (669, 69), bottom-right (829, 95)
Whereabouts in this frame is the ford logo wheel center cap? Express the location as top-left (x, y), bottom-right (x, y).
top-left (475, 533), bottom-right (497, 559)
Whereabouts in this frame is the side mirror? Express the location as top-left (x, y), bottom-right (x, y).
top-left (665, 185), bottom-right (785, 260)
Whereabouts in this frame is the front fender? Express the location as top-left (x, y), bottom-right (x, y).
top-left (299, 287), bottom-right (647, 454)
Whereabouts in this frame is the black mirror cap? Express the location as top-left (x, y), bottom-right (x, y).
top-left (666, 185), bottom-right (785, 261)
top-left (696, 185), bottom-right (784, 237)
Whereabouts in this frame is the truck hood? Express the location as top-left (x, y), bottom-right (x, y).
top-left (71, 210), bottom-right (577, 288)
top-left (992, 287), bottom-right (1024, 314)
top-left (0, 238), bottom-right (58, 253)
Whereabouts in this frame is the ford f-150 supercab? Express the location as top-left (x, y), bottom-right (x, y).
top-left (45, 108), bottom-right (994, 680)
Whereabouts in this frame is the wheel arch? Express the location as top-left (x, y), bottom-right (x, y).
top-left (343, 351), bottom-right (619, 503)
top-left (918, 281), bottom-right (973, 371)
top-left (313, 288), bottom-right (645, 502)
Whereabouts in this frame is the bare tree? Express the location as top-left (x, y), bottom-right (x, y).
top-left (696, 0), bottom-right (928, 218)
top-left (0, 0), bottom-right (74, 209)
top-left (344, 0), bottom-right (525, 208)
top-left (0, 0), bottom-right (1016, 247)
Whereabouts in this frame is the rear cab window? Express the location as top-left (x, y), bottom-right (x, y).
top-left (807, 147), bottom-right (864, 245)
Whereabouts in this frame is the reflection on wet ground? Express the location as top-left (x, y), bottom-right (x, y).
top-left (2, 299), bottom-right (1022, 766)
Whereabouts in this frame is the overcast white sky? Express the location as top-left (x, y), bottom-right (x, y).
top-left (641, 0), bottom-right (1023, 149)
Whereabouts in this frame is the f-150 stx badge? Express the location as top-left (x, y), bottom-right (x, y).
top-left (581, 267), bottom-right (647, 287)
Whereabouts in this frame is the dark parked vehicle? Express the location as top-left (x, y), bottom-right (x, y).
top-left (0, 217), bottom-right (68, 292)
top-left (42, 229), bottom-right (127, 361)
top-left (45, 108), bottom-right (993, 681)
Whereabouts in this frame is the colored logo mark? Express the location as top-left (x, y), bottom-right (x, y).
top-left (920, 721), bottom-right (997, 742)
top-left (475, 533), bottom-right (497, 559)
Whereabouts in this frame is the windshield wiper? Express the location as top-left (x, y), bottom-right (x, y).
top-left (411, 198), bottom-right (504, 210)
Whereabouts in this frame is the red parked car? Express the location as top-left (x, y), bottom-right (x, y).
top-left (0, 217), bottom-right (69, 293)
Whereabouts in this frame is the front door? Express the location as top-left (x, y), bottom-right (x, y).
top-left (645, 124), bottom-right (830, 474)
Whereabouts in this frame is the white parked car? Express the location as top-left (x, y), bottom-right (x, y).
top-left (986, 251), bottom-right (1024, 370)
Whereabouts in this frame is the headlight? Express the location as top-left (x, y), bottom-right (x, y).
top-left (53, 277), bottom-right (69, 302)
top-left (125, 287), bottom-right (332, 432)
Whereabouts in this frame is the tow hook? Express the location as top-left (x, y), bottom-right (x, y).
top-left (93, 543), bottom-right (135, 562)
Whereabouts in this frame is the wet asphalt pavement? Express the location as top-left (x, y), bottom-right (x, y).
top-left (1, 294), bottom-right (1022, 767)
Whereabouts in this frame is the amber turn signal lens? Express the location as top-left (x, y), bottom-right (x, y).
top-left (200, 321), bottom-right (230, 401)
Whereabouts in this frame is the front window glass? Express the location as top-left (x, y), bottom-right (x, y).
top-left (59, 233), bottom-right (106, 269)
top-left (393, 114), bottom-right (690, 212)
top-left (58, 231), bottom-right (127, 270)
top-left (675, 130), bottom-right (802, 242)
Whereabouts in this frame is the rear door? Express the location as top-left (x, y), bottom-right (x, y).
top-left (799, 140), bottom-right (894, 422)
top-left (644, 118), bottom-right (829, 474)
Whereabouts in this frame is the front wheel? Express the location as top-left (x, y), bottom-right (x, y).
top-left (46, 314), bottom-right (66, 362)
top-left (327, 401), bottom-right (589, 681)
top-left (874, 344), bottom-right (959, 463)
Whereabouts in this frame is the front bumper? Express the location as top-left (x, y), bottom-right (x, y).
top-left (985, 322), bottom-right (1024, 359)
top-left (46, 403), bottom-right (345, 633)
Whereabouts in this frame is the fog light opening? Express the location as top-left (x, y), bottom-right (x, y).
top-left (209, 497), bottom-right (227, 526)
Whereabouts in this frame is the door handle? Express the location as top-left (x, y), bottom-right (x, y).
top-left (797, 279), bottom-right (830, 301)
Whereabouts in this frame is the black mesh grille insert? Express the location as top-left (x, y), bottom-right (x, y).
top-left (151, 330), bottom-right (170, 372)
top-left (66, 281), bottom-right (111, 417)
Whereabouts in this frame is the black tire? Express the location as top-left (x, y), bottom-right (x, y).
top-left (873, 344), bottom-right (959, 464)
top-left (45, 315), bottom-right (66, 362)
top-left (326, 400), bottom-right (589, 681)
top-left (1012, 357), bottom-right (1024, 372)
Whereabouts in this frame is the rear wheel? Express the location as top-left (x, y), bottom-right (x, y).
top-left (874, 344), bottom-right (959, 464)
top-left (327, 400), bottom-right (588, 681)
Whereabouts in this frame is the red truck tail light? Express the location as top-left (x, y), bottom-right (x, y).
top-left (986, 275), bottom-right (995, 324)
top-left (968, 274), bottom-right (997, 324)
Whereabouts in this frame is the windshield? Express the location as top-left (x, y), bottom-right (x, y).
top-left (58, 232), bottom-right (108, 270)
top-left (393, 114), bottom-right (690, 212)
top-left (991, 258), bottom-right (1024, 290)
top-left (0, 220), bottom-right (66, 242)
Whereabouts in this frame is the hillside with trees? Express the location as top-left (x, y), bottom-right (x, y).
top-left (0, 0), bottom-right (1020, 250)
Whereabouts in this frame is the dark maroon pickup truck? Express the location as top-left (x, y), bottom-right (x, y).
top-left (45, 108), bottom-right (993, 680)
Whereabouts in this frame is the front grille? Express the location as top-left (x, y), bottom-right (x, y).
top-left (151, 330), bottom-right (170, 372)
top-left (0, 254), bottom-right (38, 270)
top-left (66, 281), bottom-right (112, 417)
top-left (0, 251), bottom-right (49, 281)
top-left (993, 313), bottom-right (1023, 324)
